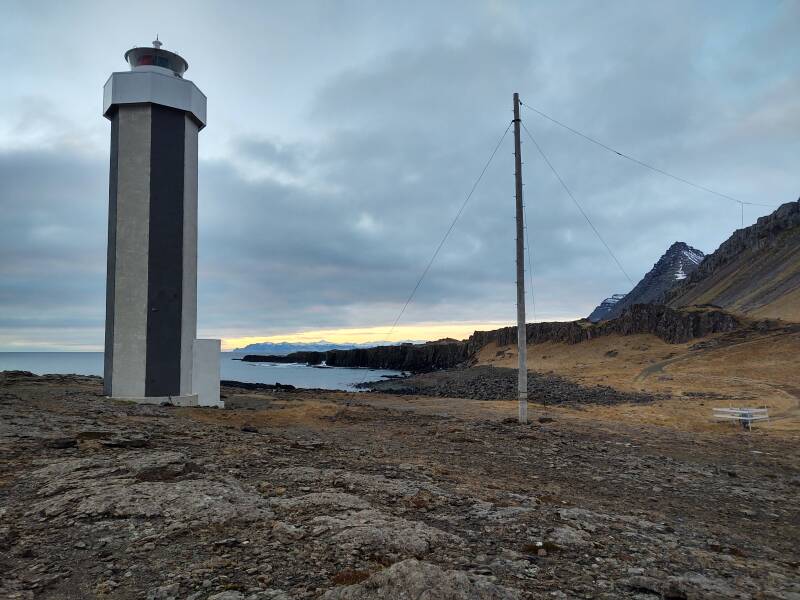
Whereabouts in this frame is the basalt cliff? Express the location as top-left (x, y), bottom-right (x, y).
top-left (243, 304), bottom-right (741, 372)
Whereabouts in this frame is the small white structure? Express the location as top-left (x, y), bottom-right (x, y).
top-left (102, 39), bottom-right (219, 407)
top-left (193, 339), bottom-right (222, 407)
top-left (713, 407), bottom-right (769, 430)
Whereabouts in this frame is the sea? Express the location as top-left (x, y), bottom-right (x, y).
top-left (0, 352), bottom-right (402, 391)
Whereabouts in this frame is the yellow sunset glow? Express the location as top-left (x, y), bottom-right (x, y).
top-left (221, 321), bottom-right (511, 351)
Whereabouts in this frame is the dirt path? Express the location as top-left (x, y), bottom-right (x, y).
top-left (635, 329), bottom-right (797, 382)
top-left (633, 331), bottom-right (800, 423)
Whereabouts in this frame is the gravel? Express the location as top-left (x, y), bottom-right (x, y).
top-left (361, 366), bottom-right (662, 405)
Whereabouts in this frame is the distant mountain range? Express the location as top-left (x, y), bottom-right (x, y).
top-left (231, 340), bottom-right (422, 355)
top-left (588, 242), bottom-right (705, 322)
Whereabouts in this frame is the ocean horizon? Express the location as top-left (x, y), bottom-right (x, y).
top-left (0, 352), bottom-right (401, 391)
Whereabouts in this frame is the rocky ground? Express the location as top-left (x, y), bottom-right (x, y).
top-left (362, 366), bottom-right (662, 405)
top-left (1, 370), bottom-right (799, 599)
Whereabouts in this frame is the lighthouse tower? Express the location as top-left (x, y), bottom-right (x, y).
top-left (102, 39), bottom-right (219, 406)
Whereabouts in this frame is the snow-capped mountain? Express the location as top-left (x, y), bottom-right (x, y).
top-left (588, 242), bottom-right (706, 322)
top-left (587, 293), bottom-right (627, 322)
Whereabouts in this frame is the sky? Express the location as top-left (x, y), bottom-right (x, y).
top-left (1, 1), bottom-right (798, 351)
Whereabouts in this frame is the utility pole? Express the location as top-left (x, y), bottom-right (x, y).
top-left (513, 92), bottom-right (528, 424)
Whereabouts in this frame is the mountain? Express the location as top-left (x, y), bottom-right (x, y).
top-left (665, 199), bottom-right (800, 321)
top-left (231, 340), bottom-right (419, 355)
top-left (587, 293), bottom-right (627, 323)
top-left (591, 242), bottom-right (705, 322)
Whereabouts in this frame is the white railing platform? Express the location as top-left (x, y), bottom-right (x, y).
top-left (713, 407), bottom-right (769, 430)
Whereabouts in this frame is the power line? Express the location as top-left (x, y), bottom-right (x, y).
top-left (523, 200), bottom-right (536, 322)
top-left (353, 121), bottom-right (512, 389)
top-left (523, 204), bottom-right (542, 406)
top-left (385, 121), bottom-right (513, 337)
top-left (518, 100), bottom-right (776, 209)
top-left (521, 120), bottom-right (635, 286)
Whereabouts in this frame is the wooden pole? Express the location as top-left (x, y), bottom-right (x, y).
top-left (513, 92), bottom-right (528, 424)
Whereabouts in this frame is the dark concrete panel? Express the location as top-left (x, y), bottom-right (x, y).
top-left (145, 105), bottom-right (185, 397)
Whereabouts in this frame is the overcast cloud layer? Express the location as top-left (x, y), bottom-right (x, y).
top-left (1, 1), bottom-right (798, 350)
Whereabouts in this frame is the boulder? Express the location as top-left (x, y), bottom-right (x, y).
top-left (27, 451), bottom-right (273, 525)
top-left (310, 509), bottom-right (461, 556)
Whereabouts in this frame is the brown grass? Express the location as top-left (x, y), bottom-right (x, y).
top-left (750, 287), bottom-right (800, 322)
top-left (475, 330), bottom-right (800, 434)
top-left (173, 329), bottom-right (800, 440)
top-left (177, 397), bottom-right (343, 429)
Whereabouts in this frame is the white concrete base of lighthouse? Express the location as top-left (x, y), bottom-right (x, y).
top-left (108, 338), bottom-right (221, 408)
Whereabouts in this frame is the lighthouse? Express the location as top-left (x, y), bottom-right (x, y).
top-left (102, 39), bottom-right (219, 406)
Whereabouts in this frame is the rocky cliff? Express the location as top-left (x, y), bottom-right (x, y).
top-left (466, 304), bottom-right (739, 351)
top-left (325, 342), bottom-right (468, 371)
top-left (242, 304), bottom-right (740, 372)
top-left (242, 351), bottom-right (327, 365)
top-left (596, 242), bottom-right (705, 322)
top-left (243, 340), bottom-right (470, 372)
top-left (665, 200), bottom-right (800, 321)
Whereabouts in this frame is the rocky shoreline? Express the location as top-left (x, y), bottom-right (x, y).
top-left (359, 366), bottom-right (663, 405)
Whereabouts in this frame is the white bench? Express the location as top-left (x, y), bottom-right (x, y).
top-left (713, 407), bottom-right (769, 430)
